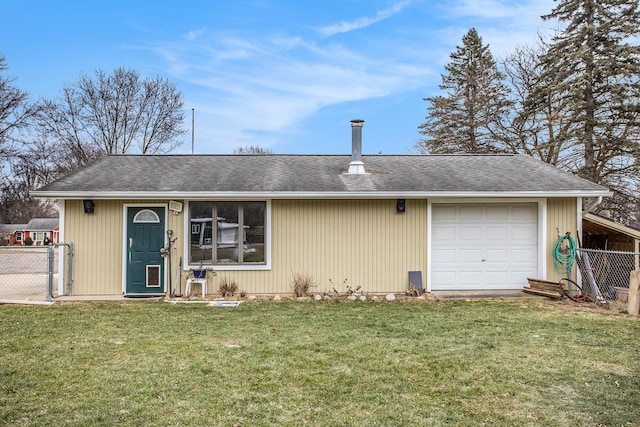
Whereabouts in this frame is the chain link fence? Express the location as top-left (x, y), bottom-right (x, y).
top-left (576, 248), bottom-right (639, 304)
top-left (0, 243), bottom-right (72, 303)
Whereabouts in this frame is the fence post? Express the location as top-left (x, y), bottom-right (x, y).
top-left (629, 270), bottom-right (640, 316)
top-left (47, 244), bottom-right (54, 302)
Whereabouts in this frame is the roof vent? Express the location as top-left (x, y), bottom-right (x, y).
top-left (347, 119), bottom-right (365, 174)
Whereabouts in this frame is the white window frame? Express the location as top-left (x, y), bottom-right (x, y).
top-left (184, 200), bottom-right (271, 271)
top-left (133, 209), bottom-right (161, 223)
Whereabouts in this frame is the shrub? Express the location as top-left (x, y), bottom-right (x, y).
top-left (218, 277), bottom-right (238, 297)
top-left (291, 273), bottom-right (315, 297)
top-left (23, 237), bottom-right (33, 246)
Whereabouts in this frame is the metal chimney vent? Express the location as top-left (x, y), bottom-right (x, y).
top-left (347, 119), bottom-right (365, 174)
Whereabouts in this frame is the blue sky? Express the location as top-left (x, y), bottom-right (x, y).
top-left (2, 0), bottom-right (556, 155)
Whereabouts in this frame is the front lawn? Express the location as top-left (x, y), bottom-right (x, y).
top-left (1, 299), bottom-right (638, 426)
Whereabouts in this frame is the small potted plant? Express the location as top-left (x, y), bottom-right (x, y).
top-left (190, 261), bottom-right (208, 279)
top-left (190, 262), bottom-right (208, 279)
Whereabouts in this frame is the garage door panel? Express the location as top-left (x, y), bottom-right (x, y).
top-left (433, 249), bottom-right (457, 263)
top-left (485, 271), bottom-right (510, 286)
top-left (511, 248), bottom-right (537, 263)
top-left (433, 226), bottom-right (457, 241)
top-left (431, 203), bottom-right (538, 291)
top-left (459, 249), bottom-right (482, 263)
top-left (459, 206), bottom-right (483, 220)
top-left (511, 270), bottom-right (536, 285)
top-left (459, 226), bottom-right (482, 240)
top-left (432, 271), bottom-right (456, 285)
top-left (511, 225), bottom-right (537, 241)
top-left (485, 249), bottom-right (508, 262)
top-left (459, 271), bottom-right (484, 285)
top-left (512, 206), bottom-right (538, 221)
top-left (433, 206), bottom-right (457, 220)
top-left (485, 205), bottom-right (509, 221)
top-left (485, 226), bottom-right (509, 240)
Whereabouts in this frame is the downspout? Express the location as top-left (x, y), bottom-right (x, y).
top-left (582, 196), bottom-right (602, 214)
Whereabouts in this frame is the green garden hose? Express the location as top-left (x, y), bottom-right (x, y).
top-left (553, 233), bottom-right (577, 275)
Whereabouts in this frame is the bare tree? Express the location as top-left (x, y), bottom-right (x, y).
top-left (0, 54), bottom-right (39, 173)
top-left (500, 43), bottom-right (575, 166)
top-left (233, 145), bottom-right (273, 154)
top-left (0, 140), bottom-right (57, 223)
top-left (37, 67), bottom-right (187, 168)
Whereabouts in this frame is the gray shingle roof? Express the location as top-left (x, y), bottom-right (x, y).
top-left (32, 154), bottom-right (610, 198)
top-left (25, 218), bottom-right (59, 231)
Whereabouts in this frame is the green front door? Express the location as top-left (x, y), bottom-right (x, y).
top-left (126, 207), bottom-right (165, 295)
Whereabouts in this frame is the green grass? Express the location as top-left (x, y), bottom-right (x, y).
top-left (1, 299), bottom-right (639, 426)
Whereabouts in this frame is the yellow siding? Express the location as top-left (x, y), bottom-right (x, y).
top-left (64, 199), bottom-right (124, 295)
top-left (210, 199), bottom-right (428, 294)
top-left (64, 197), bottom-right (579, 295)
top-left (64, 198), bottom-right (427, 295)
top-left (546, 198), bottom-right (579, 282)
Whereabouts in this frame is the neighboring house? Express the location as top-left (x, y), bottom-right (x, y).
top-left (0, 224), bottom-right (26, 246)
top-left (22, 218), bottom-right (60, 245)
top-left (0, 218), bottom-right (60, 246)
top-left (32, 121), bottom-right (610, 296)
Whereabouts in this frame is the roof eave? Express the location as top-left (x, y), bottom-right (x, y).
top-left (31, 190), bottom-right (613, 200)
top-left (583, 212), bottom-right (640, 239)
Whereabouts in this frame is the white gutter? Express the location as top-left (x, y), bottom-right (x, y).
top-left (32, 190), bottom-right (613, 200)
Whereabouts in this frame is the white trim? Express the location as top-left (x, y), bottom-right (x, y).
top-left (427, 201), bottom-right (432, 292)
top-left (122, 203), bottom-right (168, 295)
top-left (577, 197), bottom-right (583, 240)
top-left (183, 200), bottom-right (272, 271)
top-left (32, 189), bottom-right (612, 200)
top-left (427, 198), bottom-right (546, 292)
top-left (57, 199), bottom-right (66, 295)
top-left (539, 200), bottom-right (547, 280)
top-left (146, 265), bottom-right (162, 287)
top-left (576, 197), bottom-right (583, 285)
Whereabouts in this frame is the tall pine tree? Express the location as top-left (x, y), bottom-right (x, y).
top-left (540, 0), bottom-right (640, 219)
top-left (417, 28), bottom-right (511, 154)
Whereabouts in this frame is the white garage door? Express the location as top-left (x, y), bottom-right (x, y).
top-left (431, 203), bottom-right (538, 290)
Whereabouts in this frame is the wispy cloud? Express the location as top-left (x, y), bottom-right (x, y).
top-left (439, 0), bottom-right (556, 57)
top-left (317, 0), bottom-right (412, 36)
top-left (147, 28), bottom-right (431, 151)
top-left (140, 0), bottom-right (551, 152)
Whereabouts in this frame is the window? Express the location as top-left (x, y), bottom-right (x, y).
top-left (32, 232), bottom-right (46, 242)
top-left (15, 231), bottom-right (22, 242)
top-left (189, 201), bottom-right (266, 266)
top-left (133, 209), bottom-right (160, 223)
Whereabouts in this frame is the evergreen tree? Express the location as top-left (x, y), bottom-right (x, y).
top-left (417, 28), bottom-right (512, 154)
top-left (540, 0), bottom-right (640, 219)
